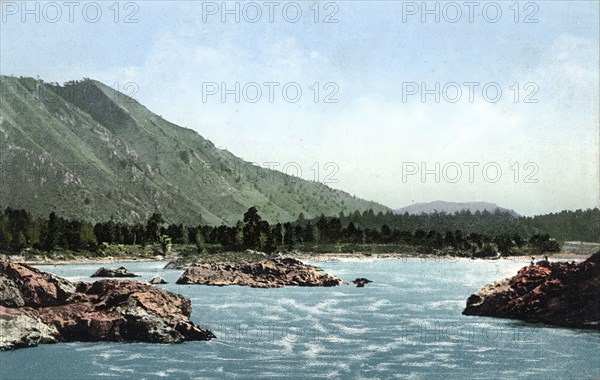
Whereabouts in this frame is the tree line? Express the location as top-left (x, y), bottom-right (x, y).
top-left (300, 207), bottom-right (600, 244)
top-left (0, 206), bottom-right (577, 257)
top-left (522, 208), bottom-right (600, 243)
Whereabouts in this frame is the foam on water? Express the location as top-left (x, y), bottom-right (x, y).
top-left (1, 259), bottom-right (599, 379)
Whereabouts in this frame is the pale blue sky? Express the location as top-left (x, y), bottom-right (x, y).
top-left (1, 1), bottom-right (599, 215)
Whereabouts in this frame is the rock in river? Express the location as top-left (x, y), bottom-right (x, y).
top-left (175, 258), bottom-right (343, 288)
top-left (0, 261), bottom-right (214, 350)
top-left (149, 275), bottom-right (168, 284)
top-left (91, 266), bottom-right (139, 278)
top-left (352, 278), bottom-right (372, 287)
top-left (463, 252), bottom-right (600, 329)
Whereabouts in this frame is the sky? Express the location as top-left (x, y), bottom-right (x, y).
top-left (1, 0), bottom-right (599, 216)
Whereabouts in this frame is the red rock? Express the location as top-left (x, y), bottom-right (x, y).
top-left (0, 261), bottom-right (214, 350)
top-left (175, 258), bottom-right (343, 288)
top-left (463, 252), bottom-right (600, 329)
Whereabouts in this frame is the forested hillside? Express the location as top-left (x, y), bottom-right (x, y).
top-left (0, 76), bottom-right (386, 225)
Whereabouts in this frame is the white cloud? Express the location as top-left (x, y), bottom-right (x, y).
top-left (36, 30), bottom-right (599, 215)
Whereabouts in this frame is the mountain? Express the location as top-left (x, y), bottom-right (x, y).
top-left (394, 201), bottom-right (520, 217)
top-left (0, 76), bottom-right (388, 225)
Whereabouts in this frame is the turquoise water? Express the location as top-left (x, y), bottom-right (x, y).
top-left (1, 258), bottom-right (599, 379)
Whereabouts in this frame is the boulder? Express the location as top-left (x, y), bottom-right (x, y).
top-left (149, 275), bottom-right (167, 285)
top-left (164, 259), bottom-right (187, 270)
top-left (0, 260), bottom-right (75, 307)
top-left (91, 266), bottom-right (139, 278)
top-left (352, 278), bottom-right (372, 287)
top-left (463, 252), bottom-right (600, 329)
top-left (0, 261), bottom-right (214, 350)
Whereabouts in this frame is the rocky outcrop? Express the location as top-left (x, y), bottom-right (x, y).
top-left (0, 315), bottom-right (59, 350)
top-left (352, 278), bottom-right (372, 287)
top-left (463, 252), bottom-right (600, 329)
top-left (175, 258), bottom-right (343, 288)
top-left (149, 275), bottom-right (167, 284)
top-left (0, 261), bottom-right (214, 350)
top-left (91, 266), bottom-right (138, 277)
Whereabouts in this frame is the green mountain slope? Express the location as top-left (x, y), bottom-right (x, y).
top-left (0, 76), bottom-right (388, 225)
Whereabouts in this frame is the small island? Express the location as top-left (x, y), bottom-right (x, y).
top-left (0, 261), bottom-right (214, 350)
top-left (91, 266), bottom-right (139, 278)
top-left (463, 252), bottom-right (600, 329)
top-left (173, 257), bottom-right (343, 288)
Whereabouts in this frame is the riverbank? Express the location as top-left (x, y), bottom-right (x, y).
top-left (2, 251), bottom-right (592, 266)
top-left (294, 252), bottom-right (593, 261)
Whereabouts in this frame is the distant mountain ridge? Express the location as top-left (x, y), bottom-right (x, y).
top-left (394, 201), bottom-right (520, 217)
top-left (0, 76), bottom-right (388, 225)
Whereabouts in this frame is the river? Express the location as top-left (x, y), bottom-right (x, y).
top-left (2, 258), bottom-right (598, 379)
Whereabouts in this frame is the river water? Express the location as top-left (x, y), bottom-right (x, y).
top-left (1, 258), bottom-right (599, 379)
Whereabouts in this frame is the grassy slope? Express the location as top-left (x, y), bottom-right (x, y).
top-left (0, 76), bottom-right (388, 225)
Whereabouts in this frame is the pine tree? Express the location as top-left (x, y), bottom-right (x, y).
top-left (0, 214), bottom-right (12, 252)
top-left (243, 207), bottom-right (262, 249)
top-left (44, 212), bottom-right (59, 251)
top-left (145, 213), bottom-right (164, 243)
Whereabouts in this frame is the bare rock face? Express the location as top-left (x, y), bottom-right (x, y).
top-left (463, 252), bottom-right (600, 329)
top-left (0, 315), bottom-right (59, 350)
top-left (0, 261), bottom-right (214, 350)
top-left (175, 258), bottom-right (343, 288)
top-left (91, 266), bottom-right (139, 278)
top-left (149, 275), bottom-right (168, 284)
